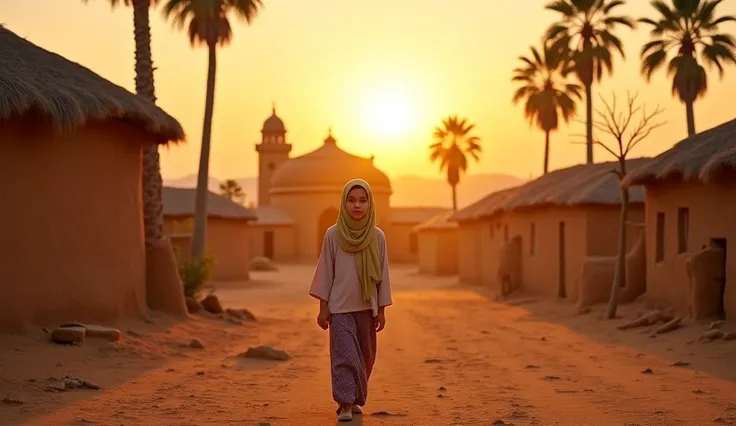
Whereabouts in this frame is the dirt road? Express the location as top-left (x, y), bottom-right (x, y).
top-left (3, 264), bottom-right (736, 425)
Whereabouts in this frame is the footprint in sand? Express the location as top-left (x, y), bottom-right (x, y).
top-left (370, 411), bottom-right (408, 418)
top-left (424, 358), bottom-right (454, 364)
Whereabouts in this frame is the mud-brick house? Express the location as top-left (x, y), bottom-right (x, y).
top-left (0, 27), bottom-right (185, 333)
top-left (387, 207), bottom-right (447, 263)
top-left (623, 118), bottom-right (736, 320)
top-left (454, 160), bottom-right (649, 303)
top-left (249, 207), bottom-right (297, 262)
top-left (162, 187), bottom-right (257, 281)
top-left (451, 188), bottom-right (519, 285)
top-left (414, 210), bottom-right (457, 275)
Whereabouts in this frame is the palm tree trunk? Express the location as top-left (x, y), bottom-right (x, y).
top-left (131, 0), bottom-right (187, 318)
top-left (190, 41), bottom-right (218, 260)
top-left (585, 82), bottom-right (594, 164)
top-left (685, 101), bottom-right (696, 137)
top-left (132, 0), bottom-right (164, 245)
top-left (543, 130), bottom-right (550, 175)
top-left (451, 184), bottom-right (458, 212)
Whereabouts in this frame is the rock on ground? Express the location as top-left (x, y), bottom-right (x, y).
top-left (240, 346), bottom-right (291, 361)
top-left (201, 294), bottom-right (224, 314)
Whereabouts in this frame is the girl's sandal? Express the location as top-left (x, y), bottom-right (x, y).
top-left (352, 405), bottom-right (363, 414)
top-left (337, 407), bottom-right (353, 422)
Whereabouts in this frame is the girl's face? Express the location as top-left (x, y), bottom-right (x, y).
top-left (345, 186), bottom-right (369, 220)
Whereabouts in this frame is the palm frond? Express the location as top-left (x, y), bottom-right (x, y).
top-left (639, 0), bottom-right (736, 101)
top-left (162, 0), bottom-right (263, 47)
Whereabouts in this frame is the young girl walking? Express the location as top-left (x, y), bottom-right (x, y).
top-left (309, 178), bottom-right (393, 422)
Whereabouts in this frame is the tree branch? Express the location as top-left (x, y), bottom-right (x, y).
top-left (593, 139), bottom-right (620, 158)
top-left (593, 90), bottom-right (666, 163)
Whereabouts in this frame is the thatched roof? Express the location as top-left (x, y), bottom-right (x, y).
top-left (390, 207), bottom-right (448, 224)
top-left (251, 206), bottom-right (294, 226)
top-left (623, 118), bottom-right (736, 187)
top-left (0, 26), bottom-right (184, 143)
top-left (453, 159), bottom-right (649, 222)
top-left (163, 187), bottom-right (256, 221)
top-left (413, 210), bottom-right (456, 232)
top-left (451, 187), bottom-right (520, 222)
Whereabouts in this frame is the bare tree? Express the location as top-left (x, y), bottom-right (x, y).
top-left (591, 92), bottom-right (665, 319)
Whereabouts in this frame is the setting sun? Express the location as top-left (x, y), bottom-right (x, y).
top-left (360, 85), bottom-right (418, 141)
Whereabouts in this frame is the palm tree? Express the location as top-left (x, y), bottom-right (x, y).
top-left (85, 0), bottom-right (190, 316)
top-left (512, 42), bottom-right (582, 174)
top-left (639, 0), bottom-right (736, 137)
top-left (429, 116), bottom-right (482, 212)
top-left (219, 179), bottom-right (245, 204)
top-left (545, 0), bottom-right (634, 164)
top-left (162, 0), bottom-right (263, 260)
top-left (83, 0), bottom-right (167, 248)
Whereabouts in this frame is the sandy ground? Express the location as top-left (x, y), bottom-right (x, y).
top-left (1, 264), bottom-right (735, 426)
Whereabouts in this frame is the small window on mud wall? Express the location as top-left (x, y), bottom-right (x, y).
top-left (530, 223), bottom-right (536, 255)
top-left (677, 207), bottom-right (689, 253)
top-left (655, 212), bottom-right (665, 262)
top-left (489, 223), bottom-right (494, 239)
top-left (409, 232), bottom-right (418, 254)
top-left (504, 224), bottom-right (509, 242)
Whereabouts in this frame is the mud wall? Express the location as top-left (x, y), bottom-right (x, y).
top-left (0, 119), bottom-right (148, 333)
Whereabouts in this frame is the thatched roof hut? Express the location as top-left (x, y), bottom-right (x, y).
top-left (453, 159), bottom-right (650, 222)
top-left (623, 118), bottom-right (736, 187)
top-left (0, 26), bottom-right (184, 143)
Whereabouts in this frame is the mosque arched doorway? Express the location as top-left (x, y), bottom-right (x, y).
top-left (317, 207), bottom-right (339, 256)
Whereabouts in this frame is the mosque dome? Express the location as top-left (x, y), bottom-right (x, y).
top-left (262, 105), bottom-right (286, 133)
top-left (269, 130), bottom-right (392, 195)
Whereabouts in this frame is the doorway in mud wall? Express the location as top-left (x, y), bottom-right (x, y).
top-left (558, 221), bottom-right (567, 298)
top-left (264, 231), bottom-right (274, 259)
top-left (710, 238), bottom-right (727, 319)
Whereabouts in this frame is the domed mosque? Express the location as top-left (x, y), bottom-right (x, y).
top-left (249, 106), bottom-right (446, 262)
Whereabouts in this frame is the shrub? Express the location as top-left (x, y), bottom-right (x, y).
top-left (179, 255), bottom-right (215, 299)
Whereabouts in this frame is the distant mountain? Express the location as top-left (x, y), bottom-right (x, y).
top-left (163, 173), bottom-right (524, 209)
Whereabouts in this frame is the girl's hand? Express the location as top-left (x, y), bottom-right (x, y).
top-left (317, 307), bottom-right (331, 330)
top-left (374, 311), bottom-right (386, 332)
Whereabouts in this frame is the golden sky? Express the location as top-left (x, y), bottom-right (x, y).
top-left (2, 0), bottom-right (736, 181)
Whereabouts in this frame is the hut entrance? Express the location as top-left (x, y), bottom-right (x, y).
top-left (711, 238), bottom-right (727, 319)
top-left (264, 231), bottom-right (274, 259)
top-left (317, 207), bottom-right (339, 256)
top-left (558, 221), bottom-right (567, 298)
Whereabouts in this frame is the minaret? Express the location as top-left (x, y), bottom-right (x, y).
top-left (255, 103), bottom-right (292, 206)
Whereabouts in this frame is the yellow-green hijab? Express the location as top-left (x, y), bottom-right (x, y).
top-left (336, 178), bottom-right (383, 301)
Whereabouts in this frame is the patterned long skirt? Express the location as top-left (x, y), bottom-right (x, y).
top-left (330, 310), bottom-right (377, 409)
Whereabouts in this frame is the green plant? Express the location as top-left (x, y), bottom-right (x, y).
top-left (179, 255), bottom-right (215, 298)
